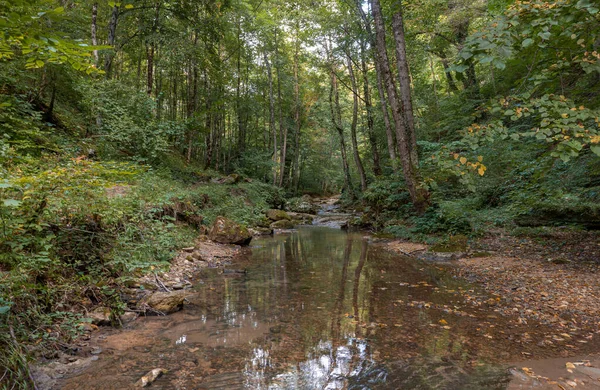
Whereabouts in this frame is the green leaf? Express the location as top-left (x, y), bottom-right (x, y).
top-left (493, 59), bottom-right (506, 70)
top-left (522, 38), bottom-right (534, 48)
top-left (538, 31), bottom-right (551, 40)
top-left (3, 199), bottom-right (21, 207)
top-left (125, 4), bottom-right (134, 9)
top-left (0, 306), bottom-right (10, 315)
top-left (591, 145), bottom-right (600, 157)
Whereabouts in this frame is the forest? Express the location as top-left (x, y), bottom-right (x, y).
top-left (1, 0), bottom-right (600, 387)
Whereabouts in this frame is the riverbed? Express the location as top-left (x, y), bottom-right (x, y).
top-left (57, 226), bottom-right (600, 389)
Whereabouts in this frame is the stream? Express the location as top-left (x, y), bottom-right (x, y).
top-left (57, 223), bottom-right (597, 389)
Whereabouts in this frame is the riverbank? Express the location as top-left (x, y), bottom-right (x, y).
top-left (385, 229), bottom-right (600, 388)
top-left (0, 156), bottom-right (286, 388)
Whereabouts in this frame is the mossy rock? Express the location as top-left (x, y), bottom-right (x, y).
top-left (266, 209), bottom-right (291, 221)
top-left (270, 219), bottom-right (296, 229)
top-left (209, 216), bottom-right (252, 245)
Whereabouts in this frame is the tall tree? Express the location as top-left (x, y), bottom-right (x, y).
top-left (371, 0), bottom-right (427, 210)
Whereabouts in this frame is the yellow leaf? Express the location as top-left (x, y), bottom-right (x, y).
top-left (459, 157), bottom-right (467, 165)
top-left (561, 113), bottom-right (569, 118)
top-left (478, 166), bottom-right (486, 176)
top-left (453, 153), bottom-right (459, 159)
top-left (477, 156), bottom-right (483, 162)
top-left (439, 319), bottom-right (448, 325)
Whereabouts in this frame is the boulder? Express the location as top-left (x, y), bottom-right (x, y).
top-left (287, 212), bottom-right (315, 224)
top-left (270, 219), bottom-right (296, 229)
top-left (212, 173), bottom-right (243, 185)
top-left (209, 216), bottom-right (252, 245)
top-left (286, 198), bottom-right (319, 215)
top-left (266, 209), bottom-right (291, 221)
top-left (139, 291), bottom-right (187, 314)
top-left (88, 307), bottom-right (111, 326)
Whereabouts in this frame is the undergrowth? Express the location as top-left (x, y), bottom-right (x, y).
top-left (0, 153), bottom-right (281, 387)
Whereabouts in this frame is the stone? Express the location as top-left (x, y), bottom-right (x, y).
top-left (140, 291), bottom-right (188, 315)
top-left (120, 312), bottom-right (138, 324)
top-left (136, 368), bottom-right (168, 387)
top-left (211, 174), bottom-right (242, 185)
top-left (287, 212), bottom-right (315, 224)
top-left (209, 216), bottom-right (252, 245)
top-left (88, 307), bottom-right (111, 326)
top-left (270, 219), bottom-right (296, 229)
top-left (249, 227), bottom-right (274, 236)
top-left (266, 209), bottom-right (291, 221)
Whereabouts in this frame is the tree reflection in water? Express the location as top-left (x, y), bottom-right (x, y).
top-left (244, 338), bottom-right (379, 389)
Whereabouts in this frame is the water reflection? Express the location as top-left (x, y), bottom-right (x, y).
top-left (245, 338), bottom-right (377, 390)
top-left (61, 226), bottom-right (545, 389)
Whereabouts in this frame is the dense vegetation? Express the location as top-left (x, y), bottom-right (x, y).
top-left (1, 0), bottom-right (600, 387)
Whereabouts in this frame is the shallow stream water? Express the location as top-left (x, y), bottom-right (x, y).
top-left (58, 226), bottom-right (594, 389)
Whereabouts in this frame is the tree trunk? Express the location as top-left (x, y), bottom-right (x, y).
top-left (104, 5), bottom-right (119, 77)
top-left (374, 56), bottom-right (398, 174)
top-left (360, 40), bottom-right (382, 176)
top-left (355, 0), bottom-right (397, 174)
top-left (146, 44), bottom-right (154, 96)
top-left (371, 0), bottom-right (427, 210)
top-left (275, 30), bottom-right (287, 188)
top-left (438, 54), bottom-right (458, 92)
top-left (91, 3), bottom-right (98, 65)
top-left (392, 9), bottom-right (417, 164)
top-left (328, 47), bottom-right (354, 199)
top-left (264, 50), bottom-right (277, 186)
top-left (346, 52), bottom-right (367, 192)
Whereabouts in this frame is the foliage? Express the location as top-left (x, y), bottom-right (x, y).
top-left (0, 0), bottom-right (99, 73)
top-left (77, 80), bottom-right (185, 161)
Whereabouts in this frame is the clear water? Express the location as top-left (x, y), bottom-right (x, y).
top-left (60, 227), bottom-right (574, 389)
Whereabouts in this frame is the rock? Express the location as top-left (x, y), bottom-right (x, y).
top-left (120, 312), bottom-right (138, 324)
top-left (139, 281), bottom-right (158, 291)
top-left (271, 219), bottom-right (296, 229)
top-left (212, 174), bottom-right (242, 185)
top-left (139, 291), bottom-right (187, 315)
top-left (222, 269), bottom-right (247, 275)
top-left (209, 216), bottom-right (252, 245)
top-left (287, 212), bottom-right (315, 224)
top-left (249, 227), bottom-right (274, 236)
top-left (266, 209), bottom-right (291, 221)
top-left (88, 307), bottom-right (111, 326)
top-left (136, 368), bottom-right (168, 387)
